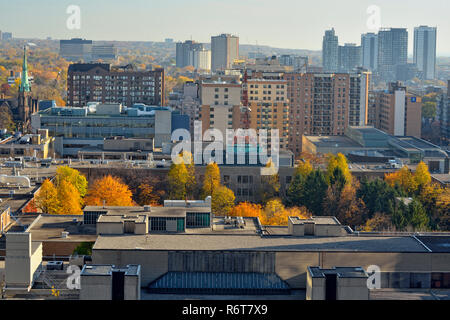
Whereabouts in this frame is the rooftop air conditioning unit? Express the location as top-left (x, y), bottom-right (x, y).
top-left (144, 206), bottom-right (151, 212)
top-left (61, 231), bottom-right (69, 238)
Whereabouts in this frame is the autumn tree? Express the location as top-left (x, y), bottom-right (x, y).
top-left (55, 166), bottom-right (88, 198)
top-left (57, 179), bottom-right (83, 215)
top-left (212, 186), bottom-right (235, 216)
top-left (35, 179), bottom-right (59, 214)
top-left (202, 162), bottom-right (221, 198)
top-left (260, 160), bottom-right (280, 204)
top-left (0, 104), bottom-right (15, 132)
top-left (326, 153), bottom-right (352, 186)
top-left (363, 213), bottom-right (393, 232)
top-left (85, 175), bottom-right (134, 206)
top-left (414, 161), bottom-right (432, 190)
top-left (229, 202), bottom-right (263, 218)
top-left (168, 161), bottom-right (189, 200)
top-left (385, 166), bottom-right (418, 195)
top-left (136, 183), bottom-right (161, 206)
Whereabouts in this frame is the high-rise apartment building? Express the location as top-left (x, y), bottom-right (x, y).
top-left (437, 81), bottom-right (450, 146)
top-left (189, 48), bottom-right (212, 71)
top-left (322, 28), bottom-right (339, 73)
top-left (373, 82), bottom-right (422, 137)
top-left (279, 55), bottom-right (309, 73)
top-left (176, 40), bottom-right (205, 68)
top-left (284, 71), bottom-right (370, 155)
top-left (211, 34), bottom-right (239, 71)
top-left (361, 33), bottom-right (378, 71)
top-left (199, 80), bottom-right (242, 139)
top-left (338, 44), bottom-right (362, 73)
top-left (377, 28), bottom-right (408, 82)
top-left (247, 79), bottom-right (290, 149)
top-left (67, 63), bottom-right (164, 107)
top-left (414, 26), bottom-right (437, 80)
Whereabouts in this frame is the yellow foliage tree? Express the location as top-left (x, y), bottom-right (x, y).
top-left (212, 186), bottom-right (235, 216)
top-left (229, 202), bottom-right (263, 218)
top-left (414, 161), bottom-right (432, 188)
top-left (57, 179), bottom-right (82, 215)
top-left (35, 179), bottom-right (59, 214)
top-left (295, 160), bottom-right (313, 179)
top-left (326, 153), bottom-right (352, 185)
top-left (385, 166), bottom-right (418, 195)
top-left (202, 162), bottom-right (221, 197)
top-left (85, 175), bottom-right (134, 206)
top-left (55, 166), bottom-right (88, 198)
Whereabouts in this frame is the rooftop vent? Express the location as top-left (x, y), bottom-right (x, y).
top-left (144, 205), bottom-right (151, 212)
top-left (61, 231), bottom-right (69, 238)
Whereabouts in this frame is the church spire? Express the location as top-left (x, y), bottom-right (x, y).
top-left (19, 46), bottom-right (31, 92)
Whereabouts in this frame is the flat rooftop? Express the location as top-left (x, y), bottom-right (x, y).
top-left (416, 236), bottom-right (450, 253)
top-left (93, 233), bottom-right (429, 253)
top-left (308, 267), bottom-right (368, 278)
top-left (84, 206), bottom-right (209, 217)
top-left (304, 135), bottom-right (362, 149)
top-left (81, 264), bottom-right (140, 276)
top-left (27, 214), bottom-right (97, 242)
top-left (289, 216), bottom-right (340, 225)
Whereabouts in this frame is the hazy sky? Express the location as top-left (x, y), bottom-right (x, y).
top-left (1, 0), bottom-right (449, 55)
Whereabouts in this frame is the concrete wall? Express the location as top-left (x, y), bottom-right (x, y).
top-left (80, 275), bottom-right (112, 300)
top-left (275, 252), bottom-right (319, 289)
top-left (124, 274), bottom-right (141, 300)
top-left (5, 232), bottom-right (42, 289)
top-left (314, 225), bottom-right (346, 237)
top-left (306, 275), bottom-right (325, 300)
top-left (336, 277), bottom-right (369, 300)
top-left (97, 222), bottom-right (124, 235)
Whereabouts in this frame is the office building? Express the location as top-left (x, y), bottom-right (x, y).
top-left (176, 40), bottom-right (205, 68)
top-left (283, 71), bottom-right (370, 156)
top-left (377, 28), bottom-right (408, 82)
top-left (414, 26), bottom-right (437, 80)
top-left (67, 63), bottom-right (164, 107)
top-left (30, 103), bottom-right (186, 156)
top-left (322, 28), bottom-right (339, 73)
top-left (373, 82), bottom-right (422, 137)
top-left (338, 44), bottom-right (362, 73)
top-left (211, 34), bottom-right (239, 71)
top-left (361, 33), bottom-right (378, 71)
top-left (59, 38), bottom-right (93, 61)
top-left (91, 44), bottom-right (118, 61)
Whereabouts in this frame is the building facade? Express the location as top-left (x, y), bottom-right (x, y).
top-left (67, 63), bottom-right (164, 107)
top-left (361, 33), bottom-right (378, 71)
top-left (176, 40), bottom-right (205, 68)
top-left (338, 44), bottom-right (362, 73)
top-left (414, 26), bottom-right (437, 80)
top-left (377, 28), bottom-right (408, 82)
top-left (283, 71), bottom-right (370, 156)
top-left (374, 82), bottom-right (422, 137)
top-left (211, 34), bottom-right (239, 71)
top-left (322, 28), bottom-right (339, 73)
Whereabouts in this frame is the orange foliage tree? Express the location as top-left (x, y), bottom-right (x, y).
top-left (85, 175), bottom-right (134, 206)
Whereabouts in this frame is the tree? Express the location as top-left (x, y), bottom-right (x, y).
top-left (414, 161), bottom-right (431, 189)
top-left (326, 153), bottom-right (352, 186)
top-left (57, 179), bottom-right (83, 215)
top-left (229, 202), bottom-right (263, 218)
top-left (212, 186), bottom-right (235, 216)
top-left (324, 184), bottom-right (367, 227)
top-left (260, 160), bottom-right (280, 204)
top-left (363, 213), bottom-right (393, 231)
top-left (168, 161), bottom-right (189, 200)
top-left (85, 175), bottom-right (134, 206)
top-left (202, 162), bottom-right (221, 198)
top-left (286, 171), bottom-right (307, 207)
top-left (408, 199), bottom-right (429, 231)
top-left (55, 166), bottom-right (88, 198)
top-left (295, 160), bottom-right (313, 179)
top-left (357, 178), bottom-right (398, 218)
top-left (35, 179), bottom-right (59, 214)
top-left (385, 166), bottom-right (418, 196)
top-left (299, 170), bottom-right (328, 215)
top-left (0, 105), bottom-right (15, 131)
top-left (422, 101), bottom-right (437, 119)
top-left (136, 183), bottom-right (160, 206)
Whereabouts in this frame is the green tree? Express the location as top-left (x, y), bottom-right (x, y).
top-left (408, 199), bottom-right (429, 231)
top-left (422, 101), bottom-right (437, 119)
top-left (326, 153), bottom-right (352, 186)
top-left (300, 170), bottom-right (328, 215)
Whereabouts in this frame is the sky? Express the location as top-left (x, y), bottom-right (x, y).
top-left (1, 0), bottom-right (449, 56)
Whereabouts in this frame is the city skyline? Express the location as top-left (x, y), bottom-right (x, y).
top-left (1, 0), bottom-right (450, 56)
